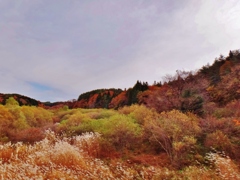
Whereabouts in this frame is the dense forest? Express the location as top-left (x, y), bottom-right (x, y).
top-left (1, 49), bottom-right (240, 179)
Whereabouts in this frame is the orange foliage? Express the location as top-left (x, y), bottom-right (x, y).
top-left (233, 119), bottom-right (240, 126)
top-left (88, 93), bottom-right (99, 108)
top-left (109, 91), bottom-right (127, 109)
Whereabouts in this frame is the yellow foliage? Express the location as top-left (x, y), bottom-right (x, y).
top-left (119, 104), bottom-right (159, 125)
top-left (0, 105), bottom-right (14, 137)
top-left (206, 85), bottom-right (214, 92)
top-left (5, 97), bottom-right (19, 107)
top-left (146, 110), bottom-right (201, 166)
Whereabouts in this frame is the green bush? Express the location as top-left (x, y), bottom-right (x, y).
top-left (73, 113), bottom-right (142, 150)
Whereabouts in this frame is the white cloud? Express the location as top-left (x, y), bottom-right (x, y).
top-left (195, 0), bottom-right (240, 53)
top-left (0, 0), bottom-right (239, 101)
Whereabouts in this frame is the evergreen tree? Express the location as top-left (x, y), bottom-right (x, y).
top-left (229, 50), bottom-right (233, 58)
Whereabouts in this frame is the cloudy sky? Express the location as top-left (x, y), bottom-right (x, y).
top-left (0, 0), bottom-right (239, 102)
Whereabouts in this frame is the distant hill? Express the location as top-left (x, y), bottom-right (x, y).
top-left (73, 49), bottom-right (240, 114)
top-left (73, 81), bottom-right (149, 109)
top-left (0, 93), bottom-right (40, 106)
top-left (0, 93), bottom-right (73, 109)
top-left (1, 49), bottom-right (240, 115)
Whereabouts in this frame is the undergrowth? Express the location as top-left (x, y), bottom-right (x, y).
top-left (1, 130), bottom-right (238, 179)
top-left (0, 130), bottom-right (170, 179)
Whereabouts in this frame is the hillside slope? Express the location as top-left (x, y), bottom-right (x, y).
top-left (1, 49), bottom-right (240, 115)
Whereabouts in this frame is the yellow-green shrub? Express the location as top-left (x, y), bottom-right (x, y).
top-left (119, 104), bottom-right (159, 125)
top-left (145, 110), bottom-right (201, 167)
top-left (73, 113), bottom-right (142, 151)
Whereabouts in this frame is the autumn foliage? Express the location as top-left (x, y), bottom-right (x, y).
top-left (1, 49), bottom-right (240, 179)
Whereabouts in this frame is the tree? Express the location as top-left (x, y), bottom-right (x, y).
top-left (10, 107), bottom-right (29, 130)
top-left (207, 64), bottom-right (240, 105)
top-left (0, 105), bottom-right (14, 141)
top-left (5, 97), bottom-right (19, 107)
top-left (109, 91), bottom-right (128, 109)
top-left (229, 50), bottom-right (234, 58)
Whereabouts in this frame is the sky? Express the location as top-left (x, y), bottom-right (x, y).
top-left (0, 0), bottom-right (240, 102)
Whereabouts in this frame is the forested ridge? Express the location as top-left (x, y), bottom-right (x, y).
top-left (1, 49), bottom-right (240, 179)
top-left (1, 49), bottom-right (240, 115)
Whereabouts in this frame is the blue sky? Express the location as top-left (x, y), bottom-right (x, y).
top-left (0, 0), bottom-right (240, 102)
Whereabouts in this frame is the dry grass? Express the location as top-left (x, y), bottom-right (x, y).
top-left (0, 130), bottom-right (112, 179)
top-left (0, 130), bottom-right (160, 179)
top-left (0, 130), bottom-right (236, 179)
top-left (206, 151), bottom-right (240, 180)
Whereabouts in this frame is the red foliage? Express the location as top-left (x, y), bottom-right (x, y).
top-left (8, 127), bottom-right (44, 143)
top-left (108, 90), bottom-right (114, 97)
top-left (0, 96), bottom-right (4, 103)
top-left (139, 84), bottom-right (181, 112)
top-left (88, 93), bottom-right (99, 108)
top-left (109, 91), bottom-right (128, 109)
top-left (73, 99), bottom-right (88, 108)
top-left (19, 98), bottom-right (27, 105)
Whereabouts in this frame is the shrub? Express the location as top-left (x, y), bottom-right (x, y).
top-left (33, 107), bottom-right (54, 127)
top-left (10, 107), bottom-right (29, 130)
top-left (200, 116), bottom-right (240, 158)
top-left (213, 108), bottom-right (234, 119)
top-left (119, 104), bottom-right (159, 125)
top-left (9, 127), bottom-right (44, 143)
top-left (96, 114), bottom-right (143, 150)
top-left (204, 130), bottom-right (234, 154)
top-left (21, 106), bottom-right (54, 128)
top-left (145, 110), bottom-right (201, 167)
top-left (88, 109), bottom-right (117, 119)
top-left (5, 97), bottom-right (19, 107)
top-left (60, 110), bottom-right (143, 152)
top-left (21, 106), bottom-right (37, 126)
